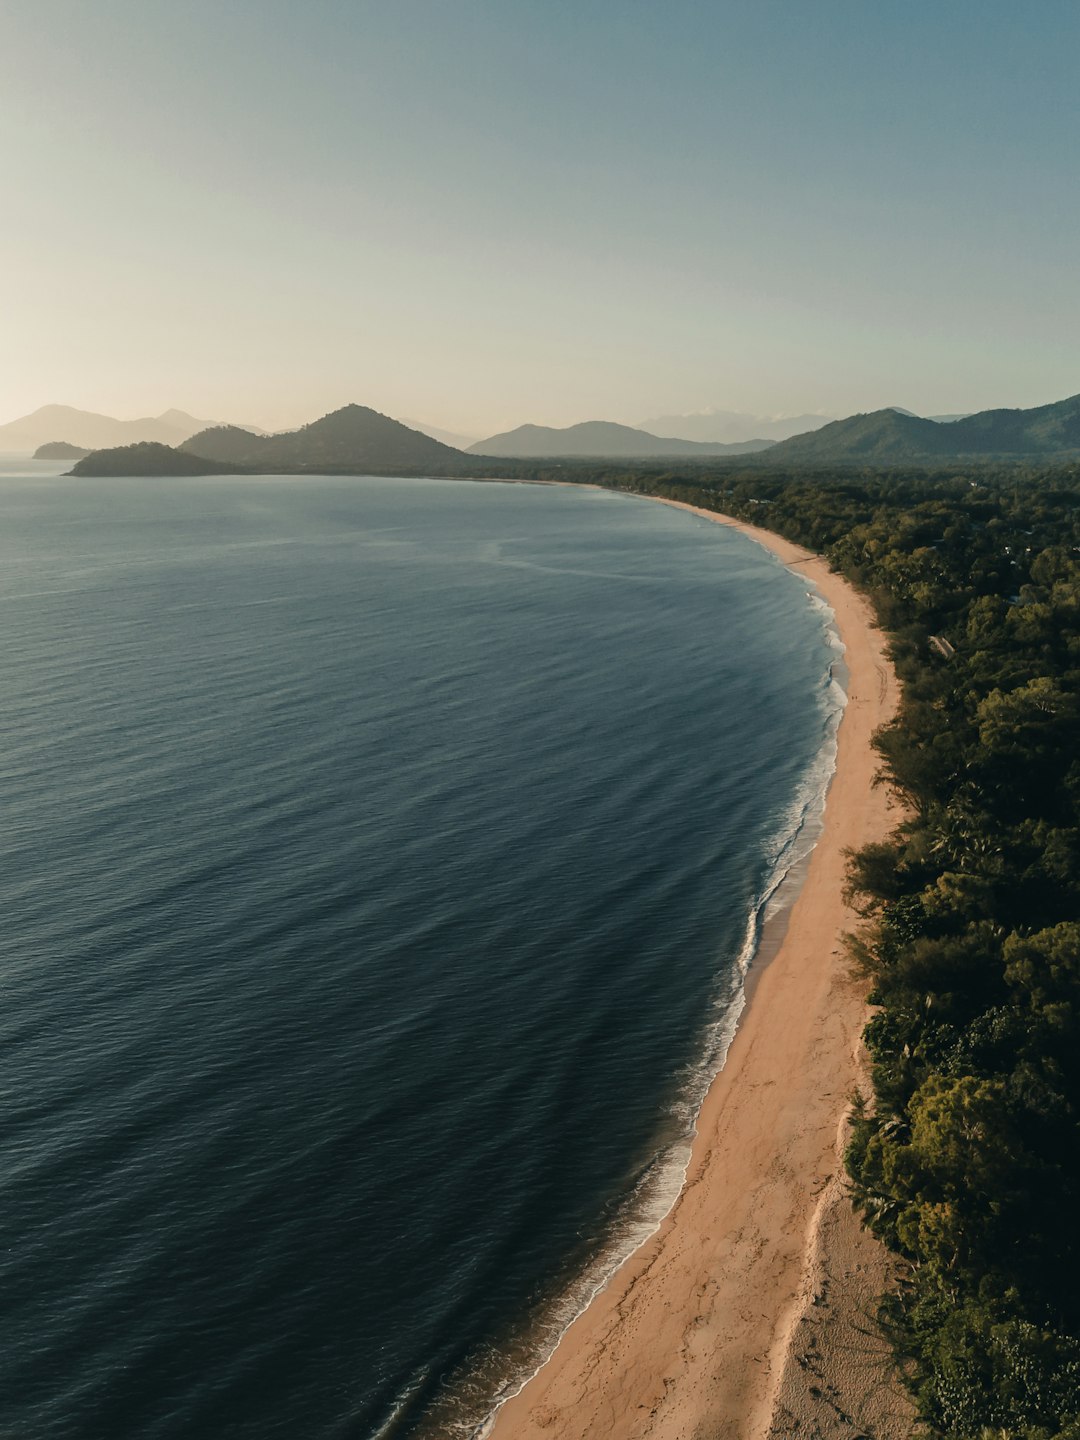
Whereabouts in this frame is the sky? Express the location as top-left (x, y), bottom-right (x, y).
top-left (1, 0), bottom-right (1078, 435)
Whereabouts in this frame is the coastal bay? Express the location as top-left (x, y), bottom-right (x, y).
top-left (0, 475), bottom-right (847, 1439)
top-left (7, 6), bottom-right (1076, 1431)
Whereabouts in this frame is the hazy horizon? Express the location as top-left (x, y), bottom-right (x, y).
top-left (8, 393), bottom-right (1079, 449)
top-left (2, 1), bottom-right (1077, 434)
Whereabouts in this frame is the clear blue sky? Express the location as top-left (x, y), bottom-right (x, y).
top-left (2, 0), bottom-right (1077, 432)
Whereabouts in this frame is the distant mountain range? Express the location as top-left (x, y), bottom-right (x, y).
top-left (399, 418), bottom-right (480, 450)
top-left (73, 406), bottom-right (458, 477)
top-left (0, 405), bottom-right (257, 454)
top-left (767, 394), bottom-right (1080, 462)
top-left (636, 409), bottom-right (834, 444)
top-left (67, 392), bottom-right (1080, 478)
top-left (468, 421), bottom-right (773, 458)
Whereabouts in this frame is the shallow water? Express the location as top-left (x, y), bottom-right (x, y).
top-left (0, 471), bottom-right (840, 1438)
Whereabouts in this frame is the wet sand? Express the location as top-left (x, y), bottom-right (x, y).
top-left (489, 501), bottom-right (911, 1440)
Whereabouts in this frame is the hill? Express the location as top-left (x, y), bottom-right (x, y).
top-left (769, 394), bottom-right (1080, 463)
top-left (0, 405), bottom-right (234, 453)
top-left (179, 425), bottom-right (269, 465)
top-left (182, 405), bottom-right (462, 471)
top-left (468, 420), bottom-right (773, 458)
top-left (69, 443), bottom-right (244, 477)
top-left (34, 441), bottom-right (90, 459)
top-left (766, 410), bottom-right (948, 461)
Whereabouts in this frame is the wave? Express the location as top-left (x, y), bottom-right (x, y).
top-left (405, 586), bottom-right (848, 1440)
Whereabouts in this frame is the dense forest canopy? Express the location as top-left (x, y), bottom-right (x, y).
top-left (576, 463), bottom-right (1080, 1440)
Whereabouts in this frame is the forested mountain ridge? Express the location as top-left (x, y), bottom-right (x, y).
top-left (598, 462), bottom-right (1080, 1439)
top-left (770, 393), bottom-right (1080, 462)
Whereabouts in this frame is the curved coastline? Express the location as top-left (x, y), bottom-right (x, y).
top-left (485, 499), bottom-right (904, 1440)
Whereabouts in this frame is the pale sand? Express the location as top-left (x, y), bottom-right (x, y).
top-left (489, 500), bottom-right (912, 1440)
top-left (766, 1148), bottom-right (915, 1439)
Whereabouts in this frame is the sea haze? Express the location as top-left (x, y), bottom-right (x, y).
top-left (0, 472), bottom-right (841, 1439)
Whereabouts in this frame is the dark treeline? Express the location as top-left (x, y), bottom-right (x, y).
top-left (575, 462), bottom-right (1080, 1439)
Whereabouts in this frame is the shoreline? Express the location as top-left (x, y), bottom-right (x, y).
top-left (487, 498), bottom-right (909, 1440)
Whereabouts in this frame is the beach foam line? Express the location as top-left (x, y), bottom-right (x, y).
top-left (483, 494), bottom-right (902, 1440)
top-left (417, 497), bottom-right (849, 1440)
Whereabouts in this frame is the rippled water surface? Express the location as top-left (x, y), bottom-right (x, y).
top-left (0, 469), bottom-right (839, 1438)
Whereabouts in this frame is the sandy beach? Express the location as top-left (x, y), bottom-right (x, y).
top-left (489, 500), bottom-right (912, 1440)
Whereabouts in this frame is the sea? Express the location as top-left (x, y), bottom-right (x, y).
top-left (0, 463), bottom-right (844, 1439)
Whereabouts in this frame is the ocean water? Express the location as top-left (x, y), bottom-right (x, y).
top-left (0, 467), bottom-right (843, 1439)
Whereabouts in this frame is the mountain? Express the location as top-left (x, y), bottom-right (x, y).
top-left (468, 421), bottom-right (773, 458)
top-left (767, 394), bottom-right (1080, 463)
top-left (0, 405), bottom-right (235, 453)
top-left (70, 443), bottom-right (244, 477)
top-left (398, 418), bottom-right (477, 450)
top-left (637, 409), bottom-right (833, 444)
top-left (34, 441), bottom-right (90, 459)
top-left (182, 405), bottom-right (462, 471)
top-left (766, 410), bottom-right (946, 461)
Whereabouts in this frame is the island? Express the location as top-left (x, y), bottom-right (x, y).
top-left (33, 441), bottom-right (91, 460)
